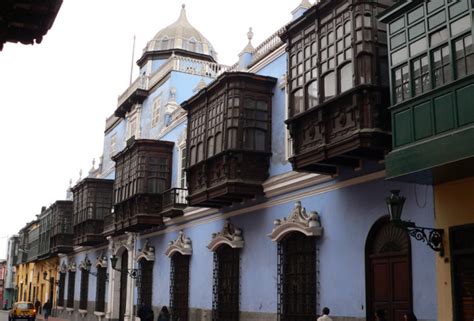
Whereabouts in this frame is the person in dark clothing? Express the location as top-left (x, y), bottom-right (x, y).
top-left (34, 300), bottom-right (41, 315)
top-left (43, 300), bottom-right (52, 320)
top-left (157, 306), bottom-right (170, 321)
top-left (137, 302), bottom-right (154, 321)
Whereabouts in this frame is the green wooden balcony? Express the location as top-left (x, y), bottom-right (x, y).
top-left (386, 74), bottom-right (474, 184)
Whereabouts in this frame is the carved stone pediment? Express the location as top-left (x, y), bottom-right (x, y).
top-left (78, 257), bottom-right (91, 271)
top-left (67, 261), bottom-right (77, 272)
top-left (136, 239), bottom-right (155, 262)
top-left (165, 230), bottom-right (192, 257)
top-left (96, 254), bottom-right (108, 268)
top-left (208, 220), bottom-right (244, 252)
top-left (59, 262), bottom-right (68, 274)
top-left (269, 201), bottom-right (323, 242)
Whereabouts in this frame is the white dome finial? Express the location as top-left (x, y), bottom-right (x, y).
top-left (241, 27), bottom-right (255, 54)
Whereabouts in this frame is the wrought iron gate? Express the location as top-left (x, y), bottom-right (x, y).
top-left (170, 254), bottom-right (190, 321)
top-left (137, 259), bottom-right (154, 308)
top-left (277, 233), bottom-right (318, 321)
top-left (212, 246), bottom-right (240, 321)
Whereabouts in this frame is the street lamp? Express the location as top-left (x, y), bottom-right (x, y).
top-left (386, 190), bottom-right (444, 256)
top-left (110, 254), bottom-right (139, 279)
top-left (81, 257), bottom-right (108, 282)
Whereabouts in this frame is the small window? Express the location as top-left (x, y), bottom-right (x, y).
top-left (432, 45), bottom-right (452, 87)
top-left (215, 133), bottom-right (223, 154)
top-left (292, 89), bottom-right (304, 115)
top-left (207, 137), bottom-right (215, 158)
top-left (455, 34), bottom-right (474, 78)
top-left (307, 81), bottom-right (318, 108)
top-left (412, 55), bottom-right (430, 95)
top-left (197, 143), bottom-right (204, 162)
top-left (227, 128), bottom-right (238, 149)
top-left (339, 63), bottom-right (353, 93)
top-left (364, 14), bottom-right (372, 28)
top-left (430, 28), bottom-right (448, 47)
top-left (323, 72), bottom-right (336, 99)
top-left (393, 64), bottom-right (410, 103)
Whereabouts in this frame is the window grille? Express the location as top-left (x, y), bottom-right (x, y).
top-left (138, 260), bottom-right (153, 308)
top-left (170, 254), bottom-right (190, 321)
top-left (212, 246), bottom-right (240, 321)
top-left (67, 271), bottom-right (76, 308)
top-left (79, 269), bottom-right (89, 310)
top-left (95, 267), bottom-right (107, 312)
top-left (57, 272), bottom-right (66, 307)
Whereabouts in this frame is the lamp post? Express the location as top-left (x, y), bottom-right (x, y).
top-left (110, 254), bottom-right (139, 279)
top-left (386, 190), bottom-right (444, 256)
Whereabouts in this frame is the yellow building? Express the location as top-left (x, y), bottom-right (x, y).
top-left (33, 257), bottom-right (60, 306)
top-left (435, 176), bottom-right (474, 321)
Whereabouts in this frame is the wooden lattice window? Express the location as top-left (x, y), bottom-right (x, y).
top-left (170, 254), bottom-right (190, 321)
top-left (67, 271), bottom-right (76, 308)
top-left (95, 267), bottom-right (107, 312)
top-left (57, 272), bottom-right (66, 307)
top-left (454, 33), bottom-right (474, 78)
top-left (138, 259), bottom-right (153, 307)
top-left (79, 269), bottom-right (89, 310)
top-left (212, 246), bottom-right (240, 321)
top-left (279, 233), bottom-right (317, 321)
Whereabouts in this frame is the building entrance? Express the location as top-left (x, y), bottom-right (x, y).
top-left (366, 218), bottom-right (412, 321)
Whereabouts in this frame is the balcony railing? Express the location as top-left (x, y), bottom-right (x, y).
top-left (249, 27), bottom-right (286, 67)
top-left (161, 188), bottom-right (188, 218)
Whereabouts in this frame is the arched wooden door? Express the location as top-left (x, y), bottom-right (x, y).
top-left (119, 250), bottom-right (128, 321)
top-left (366, 218), bottom-right (412, 321)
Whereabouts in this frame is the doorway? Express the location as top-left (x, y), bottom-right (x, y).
top-left (451, 224), bottom-right (474, 321)
top-left (119, 250), bottom-right (128, 321)
top-left (366, 217), bottom-right (412, 321)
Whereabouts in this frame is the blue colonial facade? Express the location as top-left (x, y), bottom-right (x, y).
top-left (10, 2), bottom-right (440, 321)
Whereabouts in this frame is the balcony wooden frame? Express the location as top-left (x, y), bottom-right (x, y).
top-left (282, 0), bottom-right (393, 174)
top-left (182, 72), bottom-right (277, 208)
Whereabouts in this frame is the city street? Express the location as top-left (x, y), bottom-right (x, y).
top-left (0, 311), bottom-right (68, 321)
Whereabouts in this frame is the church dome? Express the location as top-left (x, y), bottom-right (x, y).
top-left (144, 4), bottom-right (218, 61)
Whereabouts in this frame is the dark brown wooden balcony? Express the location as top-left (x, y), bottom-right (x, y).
top-left (161, 188), bottom-right (188, 218)
top-left (0, 0), bottom-right (63, 50)
top-left (50, 200), bottom-right (73, 254)
top-left (282, 0), bottom-right (392, 175)
top-left (72, 178), bottom-right (114, 246)
top-left (112, 138), bottom-right (174, 233)
top-left (182, 72), bottom-right (277, 208)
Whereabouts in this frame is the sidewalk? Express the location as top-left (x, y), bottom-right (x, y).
top-left (36, 315), bottom-right (69, 321)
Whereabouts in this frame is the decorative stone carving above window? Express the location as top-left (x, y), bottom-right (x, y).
top-left (208, 220), bottom-right (244, 252)
top-left (96, 254), bottom-right (108, 268)
top-left (59, 262), bottom-right (68, 274)
top-left (136, 239), bottom-right (155, 262)
top-left (67, 261), bottom-right (77, 272)
top-left (269, 201), bottom-right (323, 242)
top-left (78, 257), bottom-right (91, 271)
top-left (165, 231), bottom-right (192, 257)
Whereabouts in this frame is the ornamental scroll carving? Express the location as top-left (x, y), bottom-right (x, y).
top-left (96, 254), bottom-right (108, 268)
top-left (59, 262), bottom-right (68, 274)
top-left (207, 220), bottom-right (244, 252)
top-left (269, 201), bottom-right (323, 242)
top-left (165, 230), bottom-right (192, 257)
top-left (78, 257), bottom-right (91, 271)
top-left (67, 261), bottom-right (77, 272)
top-left (136, 239), bottom-right (155, 262)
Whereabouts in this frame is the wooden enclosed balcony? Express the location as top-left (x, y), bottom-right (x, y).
top-left (72, 178), bottom-right (114, 246)
top-left (49, 200), bottom-right (73, 254)
top-left (112, 138), bottom-right (173, 232)
top-left (161, 188), bottom-right (188, 218)
top-left (282, 0), bottom-right (392, 175)
top-left (182, 72), bottom-right (277, 207)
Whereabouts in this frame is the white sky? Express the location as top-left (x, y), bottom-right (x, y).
top-left (0, 1), bottom-right (300, 259)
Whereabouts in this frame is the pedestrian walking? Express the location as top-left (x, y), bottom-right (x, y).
top-left (375, 309), bottom-right (387, 321)
top-left (403, 312), bottom-right (417, 321)
top-left (317, 307), bottom-right (333, 321)
top-left (157, 306), bottom-right (170, 321)
top-left (43, 300), bottom-right (52, 321)
top-left (34, 299), bottom-right (41, 315)
top-left (137, 302), bottom-right (154, 321)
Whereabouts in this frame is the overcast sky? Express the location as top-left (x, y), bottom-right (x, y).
top-left (0, 1), bottom-right (300, 259)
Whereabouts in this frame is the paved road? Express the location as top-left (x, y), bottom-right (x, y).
top-left (0, 310), bottom-right (68, 321)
